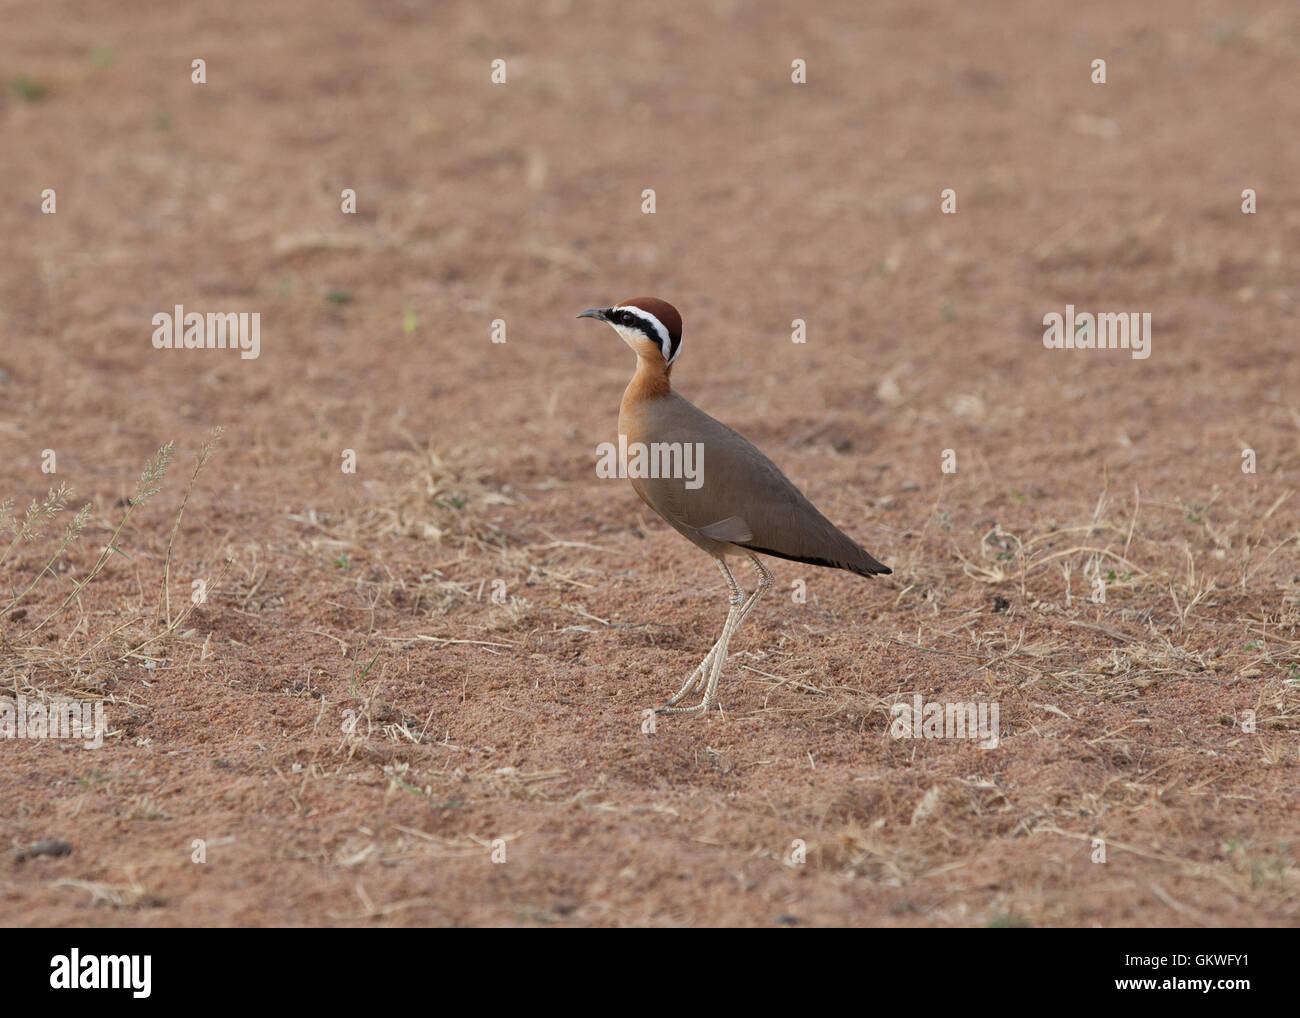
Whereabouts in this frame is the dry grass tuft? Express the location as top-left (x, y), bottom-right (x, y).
top-left (0, 430), bottom-right (228, 703)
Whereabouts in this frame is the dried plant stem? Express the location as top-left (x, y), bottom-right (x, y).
top-left (0, 483), bottom-right (71, 571)
top-left (3, 503), bottom-right (91, 614)
top-left (158, 426), bottom-right (225, 627)
top-left (25, 443), bottom-right (173, 638)
top-left (133, 553), bottom-right (235, 657)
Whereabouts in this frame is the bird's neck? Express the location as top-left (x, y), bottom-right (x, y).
top-left (623, 355), bottom-right (673, 408)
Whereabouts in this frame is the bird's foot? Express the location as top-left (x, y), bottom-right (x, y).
top-left (660, 645), bottom-right (719, 708)
top-left (661, 675), bottom-right (705, 710)
top-left (655, 696), bottom-right (716, 716)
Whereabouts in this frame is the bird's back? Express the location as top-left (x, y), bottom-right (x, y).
top-left (620, 390), bottom-right (890, 577)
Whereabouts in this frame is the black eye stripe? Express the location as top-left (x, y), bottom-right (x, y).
top-left (615, 307), bottom-right (679, 360)
top-left (617, 310), bottom-right (654, 337)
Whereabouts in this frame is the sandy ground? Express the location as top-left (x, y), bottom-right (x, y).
top-left (1, 0), bottom-right (1297, 926)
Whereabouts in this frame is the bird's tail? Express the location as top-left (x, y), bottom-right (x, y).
top-left (846, 552), bottom-right (891, 578)
top-left (739, 542), bottom-right (891, 578)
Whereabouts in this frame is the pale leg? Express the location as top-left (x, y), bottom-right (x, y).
top-left (659, 552), bottom-right (773, 715)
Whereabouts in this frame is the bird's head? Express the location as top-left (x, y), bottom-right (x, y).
top-left (577, 297), bottom-right (683, 368)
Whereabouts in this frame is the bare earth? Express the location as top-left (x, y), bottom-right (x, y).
top-left (1, 0), bottom-right (1297, 927)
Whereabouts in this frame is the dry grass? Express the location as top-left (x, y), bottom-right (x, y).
top-left (0, 429), bottom-right (228, 708)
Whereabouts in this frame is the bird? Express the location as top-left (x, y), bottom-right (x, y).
top-left (578, 297), bottom-right (890, 716)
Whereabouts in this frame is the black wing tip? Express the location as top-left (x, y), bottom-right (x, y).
top-left (742, 544), bottom-right (891, 578)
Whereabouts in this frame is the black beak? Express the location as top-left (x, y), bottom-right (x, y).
top-left (576, 307), bottom-right (610, 321)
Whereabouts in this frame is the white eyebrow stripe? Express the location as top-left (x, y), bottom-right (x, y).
top-left (619, 306), bottom-right (676, 361)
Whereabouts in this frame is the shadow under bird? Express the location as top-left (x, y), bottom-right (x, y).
top-left (578, 297), bottom-right (890, 716)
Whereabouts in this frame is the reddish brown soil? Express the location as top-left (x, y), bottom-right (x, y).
top-left (1, 0), bottom-right (1297, 927)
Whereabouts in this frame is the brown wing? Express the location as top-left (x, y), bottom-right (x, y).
top-left (629, 394), bottom-right (890, 577)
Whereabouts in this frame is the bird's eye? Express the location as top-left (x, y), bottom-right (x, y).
top-left (616, 311), bottom-right (628, 324)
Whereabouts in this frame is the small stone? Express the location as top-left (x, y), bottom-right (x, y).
top-left (15, 838), bottom-right (72, 862)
